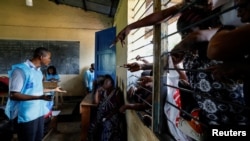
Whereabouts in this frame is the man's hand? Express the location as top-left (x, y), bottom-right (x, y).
top-left (40, 95), bottom-right (53, 101)
top-left (123, 62), bottom-right (143, 72)
top-left (54, 87), bottom-right (67, 93)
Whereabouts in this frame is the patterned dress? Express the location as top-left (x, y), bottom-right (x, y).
top-left (88, 88), bottom-right (126, 141)
top-left (182, 42), bottom-right (249, 126)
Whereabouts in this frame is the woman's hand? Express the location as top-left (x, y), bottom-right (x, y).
top-left (138, 76), bottom-right (153, 87)
top-left (113, 25), bottom-right (131, 47)
top-left (119, 105), bottom-right (128, 113)
top-left (123, 62), bottom-right (143, 72)
top-left (135, 55), bottom-right (143, 61)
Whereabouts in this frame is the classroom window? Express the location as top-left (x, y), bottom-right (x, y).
top-left (126, 0), bottom-right (181, 138)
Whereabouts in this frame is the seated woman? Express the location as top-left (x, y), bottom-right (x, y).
top-left (88, 74), bottom-right (126, 141)
top-left (45, 66), bottom-right (60, 82)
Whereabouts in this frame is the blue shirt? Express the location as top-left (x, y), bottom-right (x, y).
top-left (5, 60), bottom-right (49, 123)
top-left (84, 69), bottom-right (94, 91)
top-left (46, 74), bottom-right (60, 81)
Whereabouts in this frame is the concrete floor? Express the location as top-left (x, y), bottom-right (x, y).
top-left (43, 98), bottom-right (82, 141)
top-left (43, 121), bottom-right (81, 141)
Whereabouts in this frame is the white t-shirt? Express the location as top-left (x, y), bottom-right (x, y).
top-left (9, 68), bottom-right (24, 92)
top-left (9, 60), bottom-right (39, 92)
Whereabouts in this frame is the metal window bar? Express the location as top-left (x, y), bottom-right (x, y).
top-left (128, 75), bottom-right (209, 128)
top-left (133, 82), bottom-right (153, 94)
top-left (130, 42), bottom-right (153, 52)
top-left (161, 4), bottom-right (239, 40)
top-left (140, 110), bottom-right (152, 116)
top-left (160, 0), bottom-right (197, 24)
top-left (132, 0), bottom-right (141, 11)
top-left (162, 0), bottom-right (171, 7)
top-left (126, 82), bottom-right (152, 109)
top-left (126, 61), bottom-right (250, 131)
top-left (132, 2), bottom-right (153, 20)
top-left (130, 54), bottom-right (153, 61)
top-left (132, 0), bottom-right (147, 19)
top-left (127, 63), bottom-right (250, 126)
top-left (131, 3), bottom-right (154, 35)
top-left (131, 0), bottom-right (236, 50)
top-left (126, 1), bottom-right (241, 134)
top-left (136, 2), bottom-right (153, 20)
top-left (166, 67), bottom-right (209, 72)
top-left (160, 50), bottom-right (190, 58)
top-left (130, 0), bottom-right (199, 45)
top-left (131, 28), bottom-right (153, 44)
top-left (127, 76), bottom-right (152, 92)
top-left (130, 85), bottom-right (153, 108)
top-left (164, 100), bottom-right (208, 128)
top-left (134, 93), bottom-right (152, 108)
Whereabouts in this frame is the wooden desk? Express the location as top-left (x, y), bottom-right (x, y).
top-left (80, 94), bottom-right (97, 141)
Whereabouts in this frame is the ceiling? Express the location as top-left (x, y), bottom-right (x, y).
top-left (49, 0), bottom-right (120, 17)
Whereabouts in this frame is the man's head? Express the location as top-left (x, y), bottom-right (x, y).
top-left (33, 47), bottom-right (51, 67)
top-left (90, 63), bottom-right (95, 70)
top-left (237, 0), bottom-right (250, 23)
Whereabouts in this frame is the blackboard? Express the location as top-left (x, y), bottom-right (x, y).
top-left (0, 39), bottom-right (80, 74)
